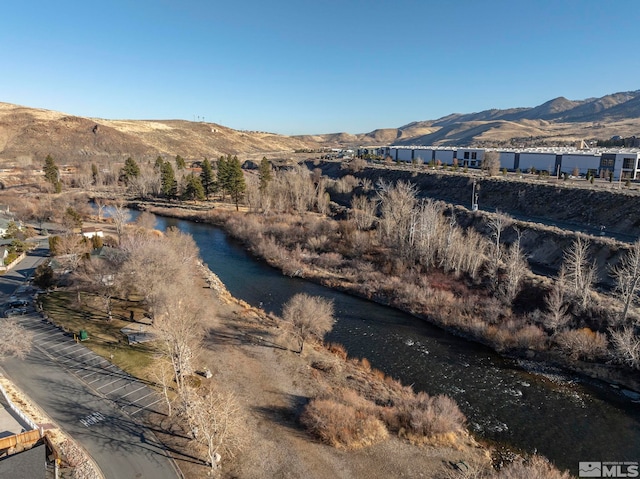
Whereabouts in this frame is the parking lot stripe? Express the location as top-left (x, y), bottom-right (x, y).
top-left (119, 385), bottom-right (146, 399)
top-left (130, 398), bottom-right (163, 416)
top-left (96, 377), bottom-right (126, 391)
top-left (53, 343), bottom-right (81, 353)
top-left (107, 381), bottom-right (135, 395)
top-left (73, 350), bottom-right (94, 360)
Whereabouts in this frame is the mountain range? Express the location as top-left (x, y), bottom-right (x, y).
top-left (1, 90), bottom-right (639, 165)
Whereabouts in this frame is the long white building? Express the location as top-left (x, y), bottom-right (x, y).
top-left (357, 146), bottom-right (640, 180)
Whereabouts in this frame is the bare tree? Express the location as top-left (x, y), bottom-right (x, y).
top-left (487, 211), bottom-right (512, 273)
top-left (563, 236), bottom-right (596, 309)
top-left (609, 326), bottom-right (640, 369)
top-left (0, 320), bottom-right (33, 359)
top-left (544, 268), bottom-right (571, 332)
top-left (481, 150), bottom-right (501, 176)
top-left (151, 357), bottom-right (176, 417)
top-left (111, 201), bottom-right (131, 244)
top-left (135, 210), bottom-right (157, 231)
top-left (499, 235), bottom-right (528, 304)
top-left (55, 234), bottom-right (91, 270)
top-left (282, 293), bottom-right (335, 353)
top-left (155, 285), bottom-right (204, 393)
top-left (377, 180), bottom-right (418, 254)
top-left (94, 197), bottom-right (106, 221)
top-left (611, 240), bottom-right (640, 324)
top-left (183, 386), bottom-right (244, 473)
top-left (75, 249), bottom-right (125, 321)
top-left (350, 195), bottom-right (377, 230)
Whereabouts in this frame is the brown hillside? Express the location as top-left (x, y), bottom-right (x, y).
top-left (0, 102), bottom-right (331, 164)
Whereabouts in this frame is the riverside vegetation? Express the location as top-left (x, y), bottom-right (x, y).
top-left (3, 153), bottom-right (632, 477)
top-left (135, 160), bottom-right (640, 381)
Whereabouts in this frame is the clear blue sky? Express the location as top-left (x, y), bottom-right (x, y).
top-left (2, 0), bottom-right (639, 135)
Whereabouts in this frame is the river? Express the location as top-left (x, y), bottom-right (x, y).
top-left (140, 211), bottom-right (639, 474)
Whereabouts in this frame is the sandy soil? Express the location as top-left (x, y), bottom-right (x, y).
top-left (156, 281), bottom-right (489, 479)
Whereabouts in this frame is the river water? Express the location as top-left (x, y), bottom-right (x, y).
top-left (146, 213), bottom-right (639, 474)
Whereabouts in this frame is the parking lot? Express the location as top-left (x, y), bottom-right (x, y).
top-left (11, 305), bottom-right (163, 419)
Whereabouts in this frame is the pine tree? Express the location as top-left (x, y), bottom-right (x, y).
top-left (227, 156), bottom-right (246, 211)
top-left (200, 158), bottom-right (215, 199)
top-left (120, 157), bottom-right (140, 186)
top-left (175, 154), bottom-right (186, 170)
top-left (161, 161), bottom-right (177, 198)
top-left (43, 155), bottom-right (62, 193)
top-left (154, 156), bottom-right (164, 172)
top-left (183, 173), bottom-right (205, 201)
top-left (217, 155), bottom-right (231, 200)
top-left (258, 157), bottom-right (272, 192)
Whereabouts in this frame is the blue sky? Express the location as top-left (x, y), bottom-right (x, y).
top-left (2, 1), bottom-right (639, 135)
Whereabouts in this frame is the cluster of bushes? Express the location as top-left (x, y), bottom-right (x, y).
top-left (301, 344), bottom-right (467, 450)
top-left (219, 174), bottom-right (640, 374)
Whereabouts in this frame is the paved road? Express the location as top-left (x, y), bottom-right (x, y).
top-left (0, 248), bottom-right (181, 479)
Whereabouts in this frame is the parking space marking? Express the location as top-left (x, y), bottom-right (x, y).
top-left (53, 343), bottom-right (82, 354)
top-left (119, 385), bottom-right (146, 399)
top-left (123, 391), bottom-right (154, 408)
top-left (129, 398), bottom-right (163, 416)
top-left (18, 306), bottom-right (163, 420)
top-left (96, 377), bottom-right (127, 391)
top-left (74, 350), bottom-right (95, 360)
top-left (81, 371), bottom-right (100, 380)
top-left (107, 381), bottom-right (136, 395)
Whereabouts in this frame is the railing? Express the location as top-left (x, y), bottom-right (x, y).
top-left (0, 382), bottom-right (40, 432)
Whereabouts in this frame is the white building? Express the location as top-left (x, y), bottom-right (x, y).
top-left (456, 148), bottom-right (485, 167)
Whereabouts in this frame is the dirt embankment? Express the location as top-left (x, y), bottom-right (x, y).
top-left (312, 161), bottom-right (640, 237)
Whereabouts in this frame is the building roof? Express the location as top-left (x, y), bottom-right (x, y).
top-left (0, 443), bottom-right (46, 479)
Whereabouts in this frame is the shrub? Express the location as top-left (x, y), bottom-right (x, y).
top-left (326, 342), bottom-right (348, 360)
top-left (385, 392), bottom-right (466, 442)
top-left (300, 398), bottom-right (388, 449)
top-left (554, 328), bottom-right (609, 361)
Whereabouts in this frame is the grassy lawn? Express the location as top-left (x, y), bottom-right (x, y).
top-left (38, 291), bottom-right (158, 381)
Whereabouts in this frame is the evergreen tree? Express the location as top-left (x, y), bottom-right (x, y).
top-left (258, 157), bottom-right (273, 192)
top-left (120, 157), bottom-right (140, 186)
top-left (175, 154), bottom-right (186, 170)
top-left (183, 173), bottom-right (205, 201)
top-left (200, 158), bottom-right (215, 199)
top-left (217, 155), bottom-right (231, 200)
top-left (63, 207), bottom-right (83, 230)
top-left (227, 156), bottom-right (246, 211)
top-left (161, 161), bottom-right (178, 198)
top-left (43, 154), bottom-right (62, 193)
top-left (154, 156), bottom-right (164, 172)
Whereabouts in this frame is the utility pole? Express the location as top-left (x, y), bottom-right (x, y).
top-left (472, 179), bottom-right (479, 211)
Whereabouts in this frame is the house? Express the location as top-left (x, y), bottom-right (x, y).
top-left (81, 227), bottom-right (104, 239)
top-left (0, 218), bottom-right (11, 237)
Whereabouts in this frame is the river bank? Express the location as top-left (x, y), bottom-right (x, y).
top-left (132, 201), bottom-right (640, 398)
top-left (115, 200), bottom-right (640, 475)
